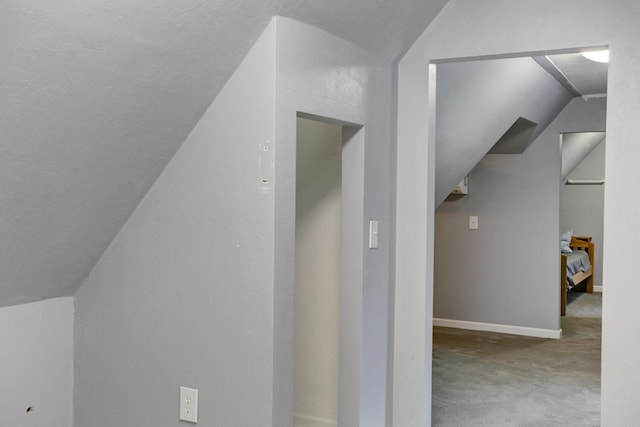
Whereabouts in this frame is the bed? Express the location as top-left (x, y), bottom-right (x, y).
top-left (560, 236), bottom-right (595, 316)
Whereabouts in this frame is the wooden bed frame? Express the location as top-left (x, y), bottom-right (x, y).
top-left (560, 236), bottom-right (595, 316)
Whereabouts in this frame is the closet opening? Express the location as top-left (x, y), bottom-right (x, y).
top-left (293, 114), bottom-right (364, 427)
top-left (560, 131), bottom-right (606, 312)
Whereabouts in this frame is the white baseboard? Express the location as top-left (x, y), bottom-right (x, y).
top-left (594, 285), bottom-right (603, 293)
top-left (433, 318), bottom-right (562, 339)
top-left (293, 413), bottom-right (337, 427)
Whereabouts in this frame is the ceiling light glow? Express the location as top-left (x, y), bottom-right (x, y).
top-left (581, 49), bottom-right (609, 63)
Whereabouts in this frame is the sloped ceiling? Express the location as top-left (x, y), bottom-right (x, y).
top-left (547, 52), bottom-right (608, 95)
top-left (0, 0), bottom-right (449, 306)
top-left (435, 56), bottom-right (573, 206)
top-left (561, 132), bottom-right (606, 181)
top-left (436, 50), bottom-right (608, 206)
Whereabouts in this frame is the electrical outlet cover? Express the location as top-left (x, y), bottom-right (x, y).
top-left (179, 387), bottom-right (198, 423)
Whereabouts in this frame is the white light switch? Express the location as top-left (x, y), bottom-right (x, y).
top-left (180, 387), bottom-right (198, 423)
top-left (469, 216), bottom-right (479, 230)
top-left (369, 220), bottom-right (379, 249)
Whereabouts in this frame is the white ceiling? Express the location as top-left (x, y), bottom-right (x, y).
top-left (0, 0), bottom-right (449, 306)
top-left (546, 52), bottom-right (609, 95)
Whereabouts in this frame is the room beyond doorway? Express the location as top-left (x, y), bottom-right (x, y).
top-left (431, 49), bottom-right (608, 424)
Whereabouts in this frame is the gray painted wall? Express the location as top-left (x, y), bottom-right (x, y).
top-left (75, 18), bottom-right (393, 427)
top-left (436, 57), bottom-right (572, 205)
top-left (561, 139), bottom-right (606, 287)
top-left (434, 108), bottom-right (561, 331)
top-left (273, 18), bottom-right (393, 427)
top-left (433, 97), bottom-right (607, 333)
top-left (395, 0), bottom-right (637, 424)
top-left (0, 297), bottom-right (73, 426)
top-left (75, 22), bottom-right (278, 426)
top-left (0, 0), bottom-right (449, 309)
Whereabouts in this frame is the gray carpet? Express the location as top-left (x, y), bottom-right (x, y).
top-left (432, 292), bottom-right (601, 426)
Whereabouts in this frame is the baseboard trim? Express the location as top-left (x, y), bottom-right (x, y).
top-left (433, 318), bottom-right (562, 339)
top-left (594, 285), bottom-right (603, 293)
top-left (293, 413), bottom-right (337, 427)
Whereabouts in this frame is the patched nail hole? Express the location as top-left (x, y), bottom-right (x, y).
top-left (261, 179), bottom-right (269, 184)
top-left (26, 406), bottom-right (34, 413)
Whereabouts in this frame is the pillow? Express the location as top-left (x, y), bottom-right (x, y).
top-left (560, 229), bottom-right (573, 253)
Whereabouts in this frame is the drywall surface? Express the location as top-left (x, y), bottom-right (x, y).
top-left (0, 297), bottom-right (73, 427)
top-left (294, 118), bottom-right (342, 426)
top-left (396, 0), bottom-right (637, 424)
top-left (0, 0), bottom-right (449, 308)
top-left (273, 18), bottom-right (393, 427)
top-left (434, 113), bottom-right (562, 331)
top-left (561, 132), bottom-right (606, 180)
top-left (435, 57), bottom-right (572, 205)
top-left (75, 18), bottom-right (393, 427)
top-left (74, 22), bottom-right (277, 426)
top-left (562, 140), bottom-right (606, 287)
top-left (433, 96), bottom-right (607, 332)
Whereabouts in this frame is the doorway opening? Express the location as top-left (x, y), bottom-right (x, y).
top-left (560, 131), bottom-right (606, 298)
top-left (293, 115), bottom-right (364, 427)
top-left (560, 131), bottom-right (605, 324)
top-left (431, 50), bottom-right (607, 425)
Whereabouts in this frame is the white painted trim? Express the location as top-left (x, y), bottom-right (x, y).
top-left (433, 318), bottom-right (562, 339)
top-left (594, 285), bottom-right (603, 293)
top-left (293, 413), bottom-right (337, 427)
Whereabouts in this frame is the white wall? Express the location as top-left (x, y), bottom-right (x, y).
top-left (395, 0), bottom-right (640, 425)
top-left (294, 118), bottom-right (342, 426)
top-left (561, 139), bottom-right (606, 287)
top-left (0, 297), bottom-right (73, 427)
top-left (75, 17), bottom-right (393, 427)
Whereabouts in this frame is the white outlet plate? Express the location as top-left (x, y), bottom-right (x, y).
top-left (180, 387), bottom-right (198, 423)
top-left (469, 216), bottom-right (479, 230)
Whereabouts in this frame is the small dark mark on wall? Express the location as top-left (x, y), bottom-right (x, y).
top-left (26, 406), bottom-right (34, 413)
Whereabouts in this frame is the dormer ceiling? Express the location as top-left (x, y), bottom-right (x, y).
top-left (0, 0), bottom-right (450, 307)
top-left (435, 56), bottom-right (575, 206)
top-left (435, 50), bottom-right (608, 206)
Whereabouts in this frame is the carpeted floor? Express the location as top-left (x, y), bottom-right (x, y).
top-left (432, 292), bottom-right (601, 426)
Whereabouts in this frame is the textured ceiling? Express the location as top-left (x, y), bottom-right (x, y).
top-left (547, 52), bottom-right (609, 95)
top-left (0, 0), bottom-right (449, 306)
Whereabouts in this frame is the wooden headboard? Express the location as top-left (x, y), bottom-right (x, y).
top-left (570, 236), bottom-right (595, 268)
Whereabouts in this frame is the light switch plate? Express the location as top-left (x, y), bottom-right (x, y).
top-left (369, 220), bottom-right (379, 249)
top-left (469, 216), bottom-right (479, 230)
top-left (180, 387), bottom-right (198, 423)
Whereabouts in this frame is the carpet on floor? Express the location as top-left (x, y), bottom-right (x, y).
top-left (432, 292), bottom-right (601, 427)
